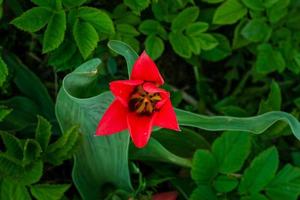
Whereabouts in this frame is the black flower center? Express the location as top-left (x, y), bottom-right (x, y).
top-left (129, 85), bottom-right (161, 115)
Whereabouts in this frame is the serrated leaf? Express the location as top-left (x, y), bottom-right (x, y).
top-left (239, 146), bottom-right (279, 194)
top-left (0, 153), bottom-right (24, 177)
top-left (241, 19), bottom-right (272, 42)
top-left (0, 131), bottom-right (23, 159)
top-left (78, 7), bottom-right (115, 35)
top-left (11, 7), bottom-right (52, 32)
top-left (191, 150), bottom-right (218, 184)
top-left (171, 7), bottom-right (199, 32)
top-left (266, 164), bottom-right (300, 200)
top-left (213, 0), bottom-right (247, 25)
top-left (145, 35), bottom-right (164, 60)
top-left (43, 10), bottom-right (66, 53)
top-left (139, 20), bottom-right (167, 39)
top-left (73, 20), bottom-right (99, 59)
top-left (0, 179), bottom-right (31, 200)
top-left (212, 131), bottom-right (251, 173)
top-left (169, 32), bottom-right (192, 58)
top-left (35, 116), bottom-right (52, 151)
top-left (186, 22), bottom-right (209, 36)
top-left (20, 161), bottom-right (43, 185)
top-left (258, 81), bottom-right (281, 114)
top-left (23, 139), bottom-right (42, 165)
top-left (30, 184), bottom-right (70, 200)
top-left (124, 0), bottom-right (150, 12)
top-left (0, 56), bottom-right (8, 88)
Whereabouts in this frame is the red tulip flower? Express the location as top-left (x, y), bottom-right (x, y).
top-left (96, 51), bottom-right (180, 148)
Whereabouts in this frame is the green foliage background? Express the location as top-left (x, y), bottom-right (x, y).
top-left (1, 0), bottom-right (300, 199)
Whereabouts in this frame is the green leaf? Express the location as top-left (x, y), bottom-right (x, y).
top-left (0, 179), bottom-right (31, 200)
top-left (55, 56), bottom-right (132, 199)
top-left (0, 107), bottom-right (12, 122)
top-left (169, 32), bottom-right (192, 58)
top-left (233, 19), bottom-right (251, 49)
top-left (145, 35), bottom-right (164, 60)
top-left (239, 146), bottom-right (279, 194)
top-left (73, 20), bottom-right (99, 59)
top-left (23, 139), bottom-right (42, 165)
top-left (197, 33), bottom-right (219, 50)
top-left (186, 22), bottom-right (209, 36)
top-left (190, 185), bottom-right (217, 200)
top-left (213, 0), bottom-right (247, 25)
top-left (35, 116), bottom-right (52, 151)
top-left (129, 138), bottom-right (192, 168)
top-left (0, 153), bottom-right (24, 177)
top-left (43, 10), bottom-right (66, 53)
top-left (139, 20), bottom-right (167, 39)
top-left (191, 150), bottom-right (218, 184)
top-left (213, 175), bottom-right (239, 192)
top-left (241, 0), bottom-right (264, 11)
top-left (241, 19), bottom-right (271, 42)
top-left (124, 0), bottom-right (150, 12)
top-left (201, 34), bottom-right (231, 61)
top-left (30, 184), bottom-right (70, 200)
top-left (258, 81), bottom-right (281, 114)
top-left (0, 132), bottom-right (23, 159)
top-left (78, 7), bottom-right (115, 35)
top-left (20, 161), bottom-right (43, 185)
top-left (187, 36), bottom-right (201, 55)
top-left (171, 7), bottom-right (199, 32)
top-left (255, 43), bottom-right (285, 74)
top-left (0, 56), bottom-right (8, 88)
top-left (175, 108), bottom-right (300, 140)
top-left (202, 0), bottom-right (224, 3)
top-left (241, 194), bottom-right (269, 200)
top-left (62, 0), bottom-right (86, 8)
top-left (11, 7), bottom-right (51, 32)
top-left (212, 131), bottom-right (251, 173)
top-left (266, 164), bottom-right (300, 200)
top-left (116, 24), bottom-right (140, 37)
top-left (266, 0), bottom-right (290, 23)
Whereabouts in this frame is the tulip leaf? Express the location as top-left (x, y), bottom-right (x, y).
top-left (175, 108), bottom-right (300, 140)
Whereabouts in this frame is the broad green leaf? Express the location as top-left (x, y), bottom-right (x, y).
top-left (202, 0), bottom-right (224, 3)
top-left (213, 0), bottom-right (247, 25)
top-left (55, 59), bottom-right (132, 199)
top-left (62, 0), bottom-right (86, 8)
top-left (258, 81), bottom-right (281, 114)
top-left (190, 185), bottom-right (217, 200)
top-left (23, 139), bottom-right (42, 165)
top-left (233, 19), bottom-right (251, 49)
top-left (197, 33), bottom-right (219, 50)
top-left (241, 194), bottom-right (269, 200)
top-left (0, 131), bottom-right (23, 159)
top-left (20, 161), bottom-right (43, 185)
top-left (2, 54), bottom-right (55, 121)
top-left (124, 0), bottom-right (150, 12)
top-left (139, 20), bottom-right (167, 39)
top-left (187, 36), bottom-right (201, 54)
top-left (255, 43), bottom-right (285, 74)
top-left (175, 108), bottom-right (300, 140)
top-left (73, 20), bottom-right (99, 59)
top-left (43, 10), bottom-right (66, 53)
top-left (78, 7), bottom-right (115, 35)
top-left (266, 164), bottom-right (300, 200)
top-left (171, 7), bottom-right (199, 32)
top-left (242, 0), bottom-right (264, 11)
top-left (129, 138), bottom-right (192, 168)
top-left (116, 24), bottom-right (140, 37)
top-left (145, 35), bottom-right (164, 60)
top-left (0, 179), bottom-right (31, 200)
top-left (213, 175), bottom-right (238, 192)
top-left (186, 22), bottom-right (209, 36)
top-left (239, 146), bottom-right (279, 194)
top-left (191, 150), bottom-right (218, 184)
top-left (31, 0), bottom-right (52, 7)
top-left (11, 7), bottom-right (51, 32)
top-left (266, 0), bottom-right (290, 23)
top-left (0, 153), bottom-right (23, 177)
top-left (108, 40), bottom-right (138, 76)
top-left (241, 19), bottom-right (271, 42)
top-left (30, 184), bottom-right (70, 200)
top-left (0, 56), bottom-right (8, 88)
top-left (35, 116), bottom-right (52, 151)
top-left (201, 34), bottom-right (231, 61)
top-left (263, 0), bottom-right (280, 8)
top-left (169, 32), bottom-right (192, 58)
top-left (212, 131), bottom-right (251, 173)
top-left (0, 107), bottom-right (12, 122)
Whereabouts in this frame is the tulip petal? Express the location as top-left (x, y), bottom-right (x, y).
top-left (110, 80), bottom-right (143, 107)
top-left (130, 51), bottom-right (164, 85)
top-left (153, 100), bottom-right (180, 131)
top-left (96, 100), bottom-right (128, 135)
top-left (127, 112), bottom-right (154, 148)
